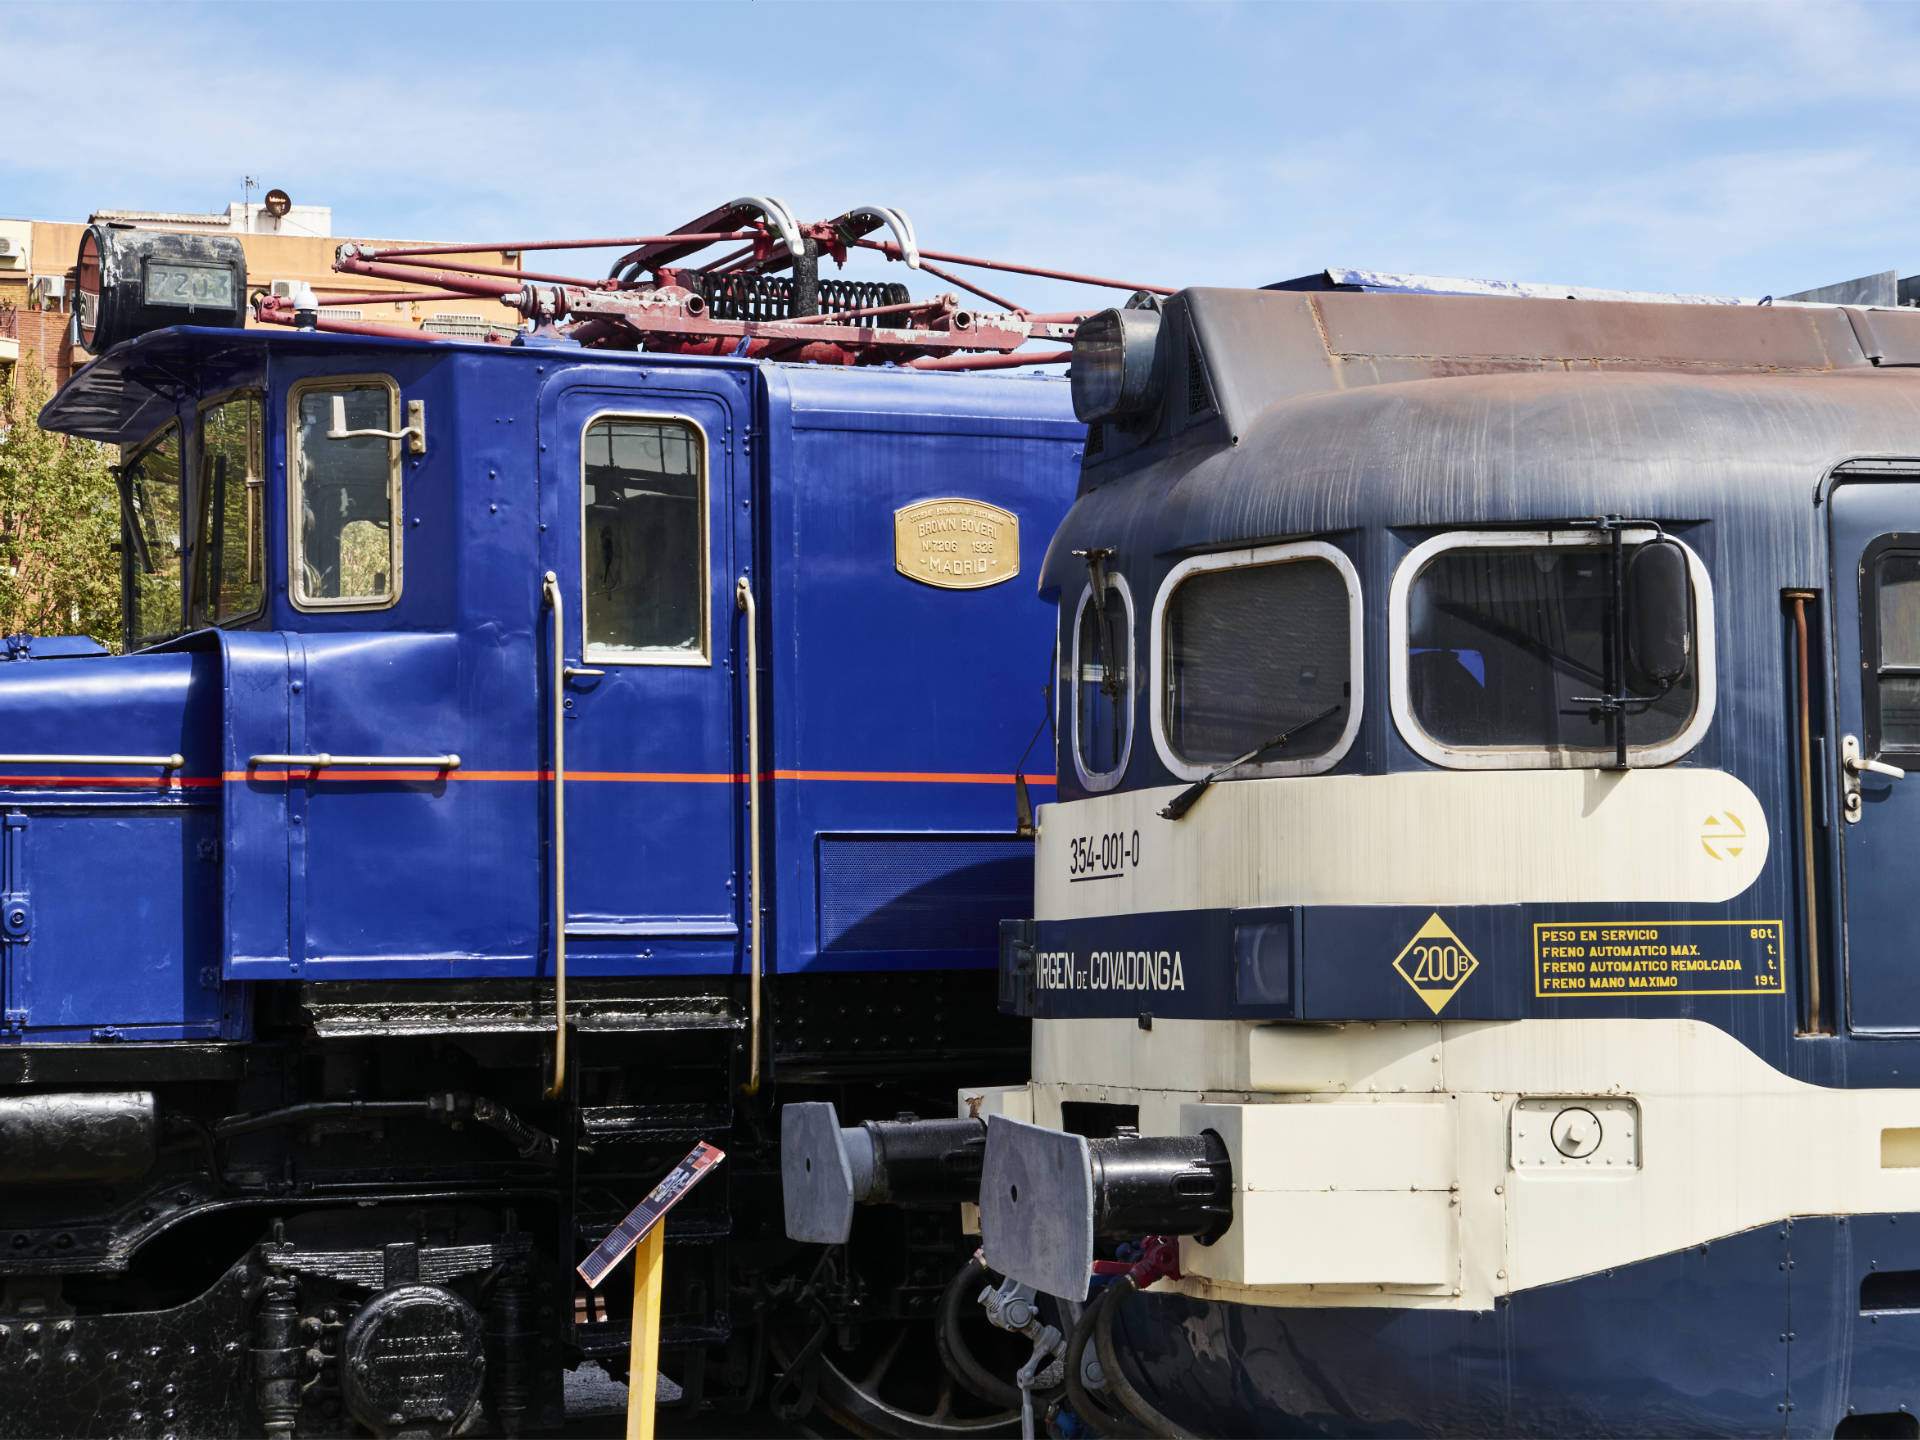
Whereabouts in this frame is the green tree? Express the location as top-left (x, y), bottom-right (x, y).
top-left (0, 358), bottom-right (121, 647)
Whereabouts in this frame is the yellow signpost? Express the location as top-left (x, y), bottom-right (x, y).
top-left (627, 1225), bottom-right (667, 1440)
top-left (576, 1141), bottom-right (726, 1440)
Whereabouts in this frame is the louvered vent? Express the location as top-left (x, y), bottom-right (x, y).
top-left (1186, 330), bottom-right (1216, 418)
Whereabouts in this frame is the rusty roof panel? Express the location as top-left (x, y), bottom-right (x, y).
top-left (1309, 291), bottom-right (1862, 373)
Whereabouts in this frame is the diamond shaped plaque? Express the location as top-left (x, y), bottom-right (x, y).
top-left (1392, 913), bottom-right (1480, 1015)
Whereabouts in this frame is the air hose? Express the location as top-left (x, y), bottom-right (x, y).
top-left (1064, 1285), bottom-right (1146, 1439)
top-left (936, 1255), bottom-right (1025, 1411)
top-left (1093, 1276), bottom-right (1196, 1440)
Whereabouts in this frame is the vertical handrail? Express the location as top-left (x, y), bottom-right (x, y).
top-left (542, 571), bottom-right (569, 1098)
top-left (1789, 591), bottom-right (1826, 1033)
top-left (736, 576), bottom-right (764, 1094)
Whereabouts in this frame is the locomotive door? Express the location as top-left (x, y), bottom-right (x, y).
top-left (1831, 477), bottom-right (1920, 1031)
top-left (539, 374), bottom-right (746, 957)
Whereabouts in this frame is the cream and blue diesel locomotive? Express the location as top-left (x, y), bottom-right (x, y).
top-left (788, 272), bottom-right (1920, 1435)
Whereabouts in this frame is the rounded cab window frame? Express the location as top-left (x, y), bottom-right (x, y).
top-left (1070, 571), bottom-right (1136, 792)
top-left (1387, 526), bottom-right (1716, 771)
top-left (1149, 539), bottom-right (1365, 783)
top-left (578, 409), bottom-right (713, 669)
top-left (287, 373), bottom-right (404, 613)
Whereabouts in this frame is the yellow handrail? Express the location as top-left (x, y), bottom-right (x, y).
top-left (542, 571), bottom-right (568, 1100)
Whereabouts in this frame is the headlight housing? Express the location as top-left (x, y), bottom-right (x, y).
top-left (1070, 306), bottom-right (1163, 424)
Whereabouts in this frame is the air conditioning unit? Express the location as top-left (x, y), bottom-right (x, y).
top-left (0, 236), bottom-right (23, 270)
top-left (269, 278), bottom-right (297, 300)
top-left (29, 276), bottom-right (67, 311)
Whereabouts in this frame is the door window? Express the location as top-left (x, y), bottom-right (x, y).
top-left (1865, 543), bottom-right (1920, 754)
top-left (193, 390), bottom-right (265, 625)
top-left (121, 421), bottom-right (184, 649)
top-left (581, 416), bottom-right (708, 663)
top-left (289, 377), bottom-right (401, 609)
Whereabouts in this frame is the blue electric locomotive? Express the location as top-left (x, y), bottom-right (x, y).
top-left (0, 207), bottom-right (1102, 1437)
top-left (786, 271), bottom-right (1920, 1437)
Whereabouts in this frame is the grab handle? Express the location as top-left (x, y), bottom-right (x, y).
top-left (542, 571), bottom-right (569, 1099)
top-left (0, 753), bottom-right (183, 768)
top-left (737, 576), bottom-right (764, 1096)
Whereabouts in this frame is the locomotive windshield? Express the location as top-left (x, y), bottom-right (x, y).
top-left (192, 391), bottom-right (265, 626)
top-left (120, 422), bottom-right (185, 650)
top-left (1407, 537), bottom-right (1698, 757)
top-left (1163, 553), bottom-right (1353, 767)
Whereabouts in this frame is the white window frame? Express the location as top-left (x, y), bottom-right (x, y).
top-left (1149, 540), bottom-right (1364, 782)
top-left (1070, 572), bottom-right (1136, 792)
top-left (1388, 527), bottom-right (1716, 771)
top-left (579, 410), bottom-right (712, 668)
top-left (288, 374), bottom-right (403, 613)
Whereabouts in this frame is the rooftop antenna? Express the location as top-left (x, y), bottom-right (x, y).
top-left (243, 176), bottom-right (258, 232)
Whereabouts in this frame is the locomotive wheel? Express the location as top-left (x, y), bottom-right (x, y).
top-left (768, 1316), bottom-right (1019, 1438)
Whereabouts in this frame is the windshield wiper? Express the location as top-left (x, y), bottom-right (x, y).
top-left (1159, 702), bottom-right (1343, 820)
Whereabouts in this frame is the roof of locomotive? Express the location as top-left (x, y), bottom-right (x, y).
top-left (1042, 286), bottom-right (1920, 590)
top-left (39, 324), bottom-right (1074, 447)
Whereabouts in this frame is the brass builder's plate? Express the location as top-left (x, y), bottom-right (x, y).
top-left (894, 497), bottom-right (1019, 590)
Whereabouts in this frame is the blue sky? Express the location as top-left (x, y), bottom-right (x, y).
top-left (7, 1), bottom-right (1920, 314)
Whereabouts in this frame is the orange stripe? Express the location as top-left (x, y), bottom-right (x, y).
top-left (0, 774), bottom-right (219, 789)
top-left (769, 769), bottom-right (1051, 785)
top-left (220, 768), bottom-right (1057, 786)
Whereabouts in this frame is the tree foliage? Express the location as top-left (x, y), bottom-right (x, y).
top-left (0, 359), bottom-right (121, 646)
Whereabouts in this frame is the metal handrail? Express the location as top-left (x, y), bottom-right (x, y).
top-left (0, 752), bottom-right (184, 768)
top-left (247, 753), bottom-right (461, 769)
top-left (542, 571), bottom-right (568, 1100)
top-left (737, 575), bottom-right (764, 1095)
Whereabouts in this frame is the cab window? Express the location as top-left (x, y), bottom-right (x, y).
top-left (1399, 532), bottom-right (1706, 765)
top-left (121, 422), bottom-right (184, 649)
top-left (290, 377), bottom-right (400, 609)
top-left (582, 416), bottom-right (707, 662)
top-left (193, 391), bottom-right (265, 625)
top-left (1072, 575), bottom-right (1133, 789)
top-left (1157, 543), bottom-right (1359, 777)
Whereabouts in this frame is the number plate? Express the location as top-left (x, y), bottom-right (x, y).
top-left (144, 261), bottom-right (235, 309)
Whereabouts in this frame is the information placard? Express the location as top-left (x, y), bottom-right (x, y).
top-left (1532, 920), bottom-right (1784, 998)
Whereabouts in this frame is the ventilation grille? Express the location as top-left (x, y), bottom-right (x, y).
top-left (818, 835), bottom-right (1033, 953)
top-left (318, 307), bottom-right (365, 322)
top-left (1186, 328), bottom-right (1216, 418)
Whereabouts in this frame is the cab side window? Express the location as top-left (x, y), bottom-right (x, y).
top-left (290, 377), bottom-right (401, 609)
top-left (121, 422), bottom-right (184, 649)
top-left (1869, 548), bottom-right (1920, 753)
top-left (582, 417), bottom-right (707, 662)
top-left (194, 391), bottom-right (265, 625)
top-left (1073, 576), bottom-right (1133, 788)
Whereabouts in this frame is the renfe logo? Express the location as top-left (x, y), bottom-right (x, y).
top-left (1392, 913), bottom-right (1480, 1014)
